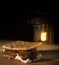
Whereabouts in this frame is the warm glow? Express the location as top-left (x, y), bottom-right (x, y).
top-left (41, 32), bottom-right (47, 41)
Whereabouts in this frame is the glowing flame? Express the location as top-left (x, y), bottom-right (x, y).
top-left (41, 32), bottom-right (47, 41)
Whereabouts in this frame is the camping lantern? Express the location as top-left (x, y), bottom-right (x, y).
top-left (31, 17), bottom-right (54, 44)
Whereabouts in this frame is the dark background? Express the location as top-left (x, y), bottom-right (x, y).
top-left (0, 4), bottom-right (59, 44)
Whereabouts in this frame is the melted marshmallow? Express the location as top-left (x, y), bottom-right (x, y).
top-left (2, 49), bottom-right (5, 52)
top-left (14, 54), bottom-right (31, 63)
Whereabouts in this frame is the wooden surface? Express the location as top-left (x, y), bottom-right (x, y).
top-left (0, 53), bottom-right (59, 65)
